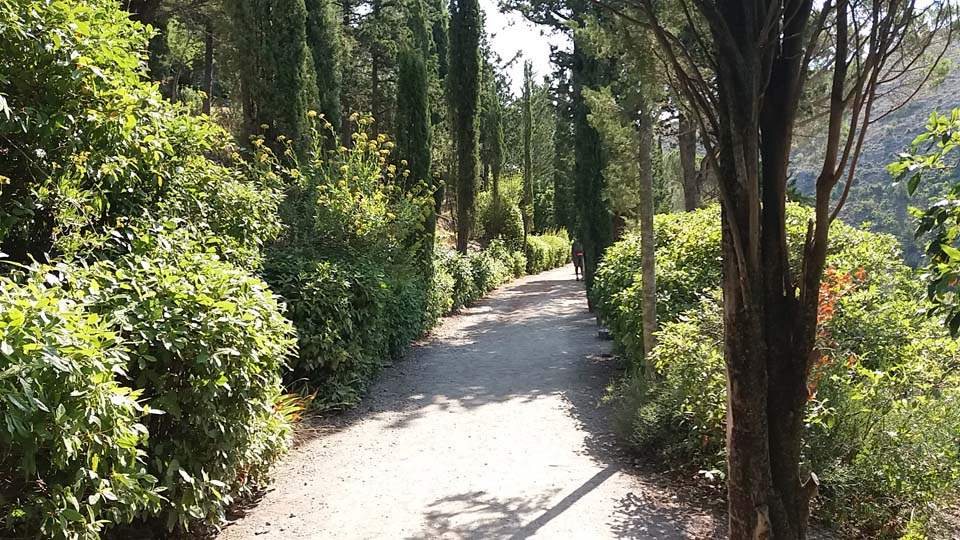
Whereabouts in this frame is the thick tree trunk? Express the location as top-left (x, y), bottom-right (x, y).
top-left (456, 170), bottom-right (471, 254)
top-left (706, 1), bottom-right (820, 537)
top-left (637, 104), bottom-right (657, 363)
top-left (721, 230), bottom-right (813, 540)
top-left (170, 70), bottom-right (181, 103)
top-left (722, 243), bottom-right (772, 540)
top-left (678, 113), bottom-right (699, 210)
top-left (202, 20), bottom-right (215, 116)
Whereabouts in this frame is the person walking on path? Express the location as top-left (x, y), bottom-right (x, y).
top-left (572, 238), bottom-right (585, 281)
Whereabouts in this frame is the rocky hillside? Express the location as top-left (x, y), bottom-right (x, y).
top-left (789, 55), bottom-right (960, 266)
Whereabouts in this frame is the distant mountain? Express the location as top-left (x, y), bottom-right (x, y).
top-left (788, 56), bottom-right (960, 267)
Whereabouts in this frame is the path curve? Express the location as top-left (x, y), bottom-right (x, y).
top-left (216, 265), bottom-right (721, 540)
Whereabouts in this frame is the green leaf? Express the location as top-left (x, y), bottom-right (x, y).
top-left (940, 244), bottom-right (960, 260)
top-left (61, 509), bottom-right (84, 522)
top-left (907, 173), bottom-right (921, 196)
top-left (177, 468), bottom-right (194, 484)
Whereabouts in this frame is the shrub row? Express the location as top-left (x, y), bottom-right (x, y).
top-left (594, 205), bottom-right (960, 539)
top-left (270, 235), bottom-right (548, 411)
top-left (1, 2), bottom-right (298, 537)
top-left (0, 0), bottom-right (573, 537)
top-left (477, 192), bottom-right (525, 249)
top-left (525, 229), bottom-right (572, 274)
top-left (1, 229), bottom-right (297, 539)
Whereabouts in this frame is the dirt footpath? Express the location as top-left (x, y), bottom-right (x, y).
top-left (216, 265), bottom-right (722, 540)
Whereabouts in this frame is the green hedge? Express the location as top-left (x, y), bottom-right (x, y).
top-left (263, 254), bottom-right (392, 408)
top-left (595, 205), bottom-right (960, 538)
top-left (0, 231), bottom-right (296, 539)
top-left (525, 230), bottom-right (571, 274)
top-left (0, 0), bottom-right (296, 537)
top-left (0, 0), bottom-right (577, 537)
top-left (77, 231), bottom-right (296, 531)
top-left (0, 272), bottom-right (163, 540)
top-left (593, 205), bottom-right (911, 366)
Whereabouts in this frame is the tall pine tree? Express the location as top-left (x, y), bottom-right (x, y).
top-left (396, 46), bottom-right (434, 258)
top-left (227, 0), bottom-right (317, 151)
top-left (396, 49), bottom-right (431, 193)
top-left (447, 0), bottom-right (481, 253)
top-left (305, 0), bottom-right (341, 134)
top-left (521, 60), bottom-right (534, 236)
top-left (479, 61), bottom-right (503, 198)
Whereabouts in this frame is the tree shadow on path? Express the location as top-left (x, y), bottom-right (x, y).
top-left (293, 268), bottom-right (724, 539)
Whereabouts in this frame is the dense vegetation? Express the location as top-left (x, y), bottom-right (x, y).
top-left (3, 0), bottom-right (959, 537)
top-left (595, 207), bottom-right (960, 539)
top-left (0, 0), bottom-right (569, 537)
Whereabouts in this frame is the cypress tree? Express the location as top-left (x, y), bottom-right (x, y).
top-left (430, 0), bottom-right (449, 80)
top-left (396, 48), bottom-right (431, 193)
top-left (305, 0), bottom-right (342, 134)
top-left (572, 34), bottom-right (610, 293)
top-left (396, 46), bottom-right (434, 258)
top-left (479, 62), bottom-right (503, 199)
top-left (447, 0), bottom-right (481, 253)
top-left (406, 0), bottom-right (431, 58)
top-left (227, 0), bottom-right (317, 151)
top-left (521, 60), bottom-right (534, 236)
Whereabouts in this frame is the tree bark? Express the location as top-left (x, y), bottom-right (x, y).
top-left (711, 2), bottom-right (816, 538)
top-left (170, 69), bottom-right (181, 103)
top-left (678, 112), bottom-right (699, 210)
top-left (637, 103), bottom-right (657, 364)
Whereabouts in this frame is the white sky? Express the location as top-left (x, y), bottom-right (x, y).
top-left (479, 0), bottom-right (569, 96)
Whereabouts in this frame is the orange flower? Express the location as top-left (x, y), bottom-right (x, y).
top-left (846, 354), bottom-right (857, 369)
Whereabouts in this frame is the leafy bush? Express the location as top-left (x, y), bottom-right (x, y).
top-left (597, 205), bottom-right (960, 538)
top-left (256, 117), bottom-right (441, 408)
top-left (270, 116), bottom-right (431, 259)
top-left (539, 229), bottom-right (571, 268)
top-left (593, 205), bottom-right (909, 367)
top-left (471, 248), bottom-right (513, 294)
top-left (478, 194), bottom-right (524, 249)
top-left (75, 228), bottom-right (297, 531)
top-left (0, 227), bottom-right (295, 538)
top-left (1, 1), bottom-right (294, 537)
top-left (383, 266), bottom-right (433, 359)
top-left (525, 229), bottom-right (571, 274)
top-left (264, 253), bottom-right (391, 408)
top-left (425, 259), bottom-right (455, 329)
top-left (487, 239), bottom-right (527, 278)
top-left (0, 0), bottom-right (282, 268)
top-left (441, 250), bottom-right (481, 310)
top-left (0, 271), bottom-right (163, 540)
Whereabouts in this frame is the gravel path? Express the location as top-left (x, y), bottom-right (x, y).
top-left (215, 265), bottom-right (722, 540)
